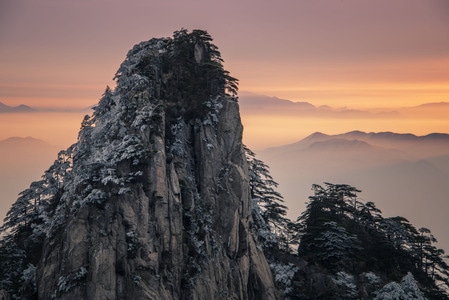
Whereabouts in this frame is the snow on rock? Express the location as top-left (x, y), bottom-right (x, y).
top-left (375, 272), bottom-right (426, 300)
top-left (32, 31), bottom-right (275, 299)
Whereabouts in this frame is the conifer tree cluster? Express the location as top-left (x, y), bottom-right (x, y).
top-left (294, 183), bottom-right (449, 299)
top-left (245, 148), bottom-right (449, 299)
top-left (135, 28), bottom-right (238, 121)
top-left (0, 29), bottom-right (239, 299)
top-left (245, 146), bottom-right (291, 250)
top-left (0, 147), bottom-right (74, 298)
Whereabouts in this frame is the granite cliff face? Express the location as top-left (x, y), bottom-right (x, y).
top-left (29, 30), bottom-right (275, 299)
top-left (3, 30), bottom-right (449, 300)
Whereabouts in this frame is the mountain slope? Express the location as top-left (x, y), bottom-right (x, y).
top-left (259, 131), bottom-right (449, 255)
top-left (0, 30), bottom-right (275, 299)
top-left (0, 137), bottom-right (59, 222)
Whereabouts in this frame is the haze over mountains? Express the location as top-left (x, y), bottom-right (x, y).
top-left (4, 92), bottom-right (449, 151)
top-left (238, 93), bottom-right (449, 149)
top-left (0, 137), bottom-right (59, 223)
top-left (3, 92), bottom-right (449, 117)
top-left (1, 130), bottom-right (448, 254)
top-left (0, 102), bottom-right (35, 113)
top-left (1, 94), bottom-right (448, 254)
top-left (239, 92), bottom-right (449, 118)
top-left (0, 101), bottom-right (91, 113)
top-left (258, 130), bottom-right (449, 254)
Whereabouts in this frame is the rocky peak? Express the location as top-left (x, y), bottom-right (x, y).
top-left (9, 29), bottom-right (276, 299)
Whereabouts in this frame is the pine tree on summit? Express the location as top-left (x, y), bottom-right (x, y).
top-left (0, 30), bottom-right (277, 300)
top-left (138, 28), bottom-right (239, 121)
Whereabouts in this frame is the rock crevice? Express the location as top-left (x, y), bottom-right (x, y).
top-left (35, 31), bottom-right (276, 299)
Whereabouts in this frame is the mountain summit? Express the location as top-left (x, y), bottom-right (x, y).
top-left (0, 30), bottom-right (275, 299)
top-left (3, 30), bottom-right (448, 300)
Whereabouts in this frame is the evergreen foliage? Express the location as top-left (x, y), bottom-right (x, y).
top-left (136, 28), bottom-right (238, 121)
top-left (293, 182), bottom-right (449, 299)
top-left (375, 272), bottom-right (425, 300)
top-left (0, 147), bottom-right (74, 298)
top-left (245, 146), bottom-right (301, 297)
top-left (0, 29), bottom-right (238, 299)
top-left (0, 28), bottom-right (448, 299)
top-left (245, 145), bottom-right (293, 252)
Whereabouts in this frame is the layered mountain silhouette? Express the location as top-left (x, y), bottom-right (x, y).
top-left (259, 131), bottom-right (449, 255)
top-left (239, 92), bottom-right (449, 119)
top-left (238, 93), bottom-right (398, 118)
top-left (0, 29), bottom-right (276, 300)
top-left (1, 29), bottom-right (448, 299)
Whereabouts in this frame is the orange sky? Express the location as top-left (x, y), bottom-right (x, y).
top-left (0, 0), bottom-right (448, 152)
top-left (1, 0), bottom-right (448, 112)
top-left (234, 57), bottom-right (449, 109)
top-left (1, 0), bottom-right (449, 150)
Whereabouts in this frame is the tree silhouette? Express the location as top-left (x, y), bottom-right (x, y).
top-left (244, 146), bottom-right (294, 252)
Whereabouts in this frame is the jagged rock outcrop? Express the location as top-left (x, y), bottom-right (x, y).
top-left (34, 30), bottom-right (276, 299)
top-left (3, 29), bottom-right (449, 300)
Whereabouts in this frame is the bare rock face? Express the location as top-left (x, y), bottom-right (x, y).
top-left (36, 30), bottom-right (276, 299)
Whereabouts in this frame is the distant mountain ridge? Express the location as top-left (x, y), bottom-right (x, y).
top-left (413, 102), bottom-right (449, 109)
top-left (266, 130), bottom-right (449, 157)
top-left (258, 130), bottom-right (449, 263)
top-left (2, 94), bottom-right (449, 116)
top-left (0, 101), bottom-right (94, 113)
top-left (306, 138), bottom-right (374, 152)
top-left (239, 93), bottom-right (449, 120)
top-left (238, 93), bottom-right (399, 118)
top-left (239, 92), bottom-right (316, 110)
top-left (0, 102), bottom-right (34, 113)
top-left (0, 136), bottom-right (50, 147)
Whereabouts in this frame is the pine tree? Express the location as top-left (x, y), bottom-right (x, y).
top-left (294, 182), bottom-right (449, 298)
top-left (159, 29), bottom-right (238, 121)
top-left (296, 183), bottom-right (364, 269)
top-left (0, 146), bottom-right (74, 298)
top-left (244, 146), bottom-right (294, 252)
top-left (375, 272), bottom-right (425, 300)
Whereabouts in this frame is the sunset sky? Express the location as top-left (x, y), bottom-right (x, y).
top-left (1, 0), bottom-right (449, 109)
